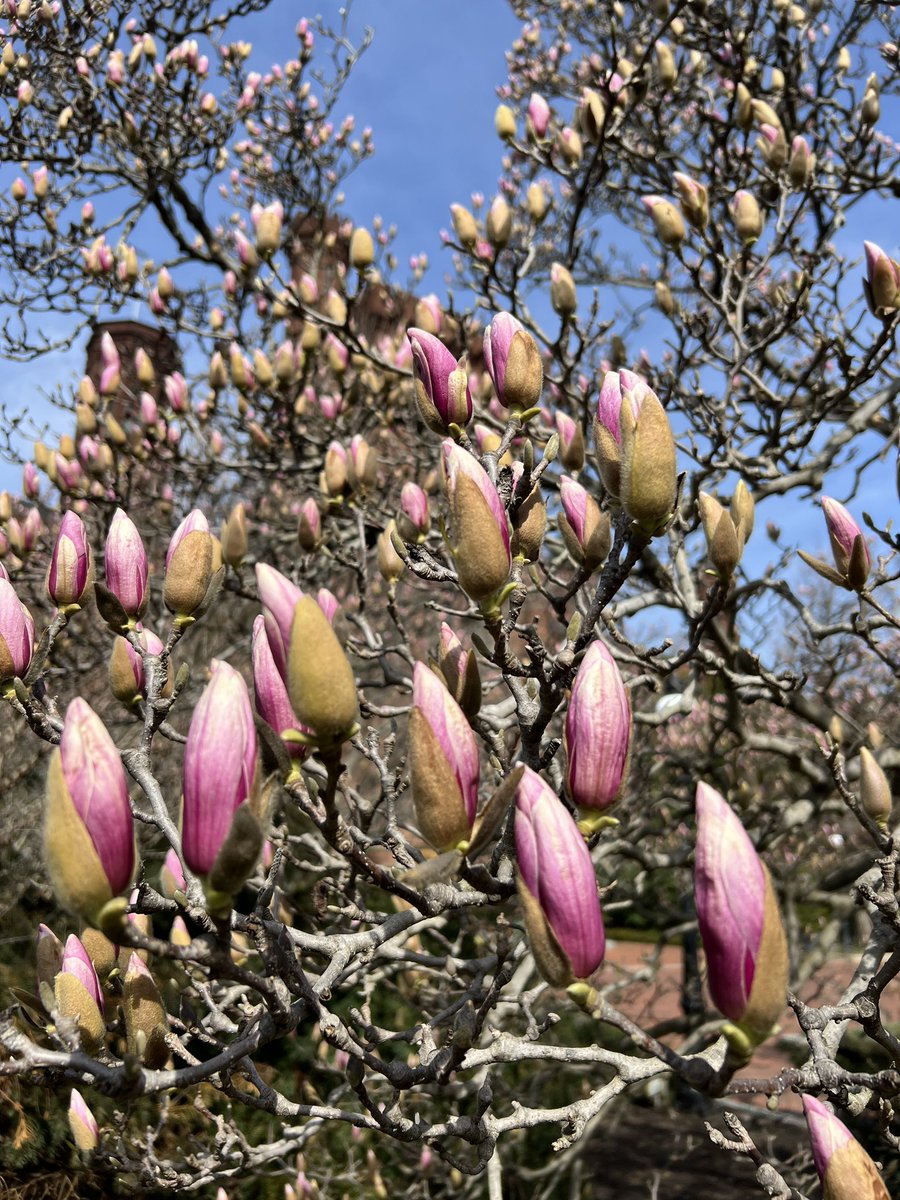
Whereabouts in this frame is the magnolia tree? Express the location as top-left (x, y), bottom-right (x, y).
top-left (1, 0), bottom-right (900, 1195)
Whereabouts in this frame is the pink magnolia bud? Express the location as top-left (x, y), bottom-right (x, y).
top-left (140, 391), bottom-right (159, 426)
top-left (554, 411), bottom-right (585, 471)
top-left (800, 496), bottom-right (872, 592)
top-left (527, 92), bottom-right (551, 137)
top-left (515, 767), bottom-right (605, 985)
top-left (255, 562), bottom-right (303, 681)
top-left (436, 622), bottom-right (481, 719)
top-left (104, 509), bottom-right (148, 619)
top-left (48, 511), bottom-right (93, 608)
top-left (166, 508), bottom-right (209, 568)
top-left (441, 440), bottom-right (511, 603)
top-left (182, 660), bottom-right (258, 875)
top-left (483, 312), bottom-right (543, 410)
top-left (23, 461), bottom-right (39, 499)
top-left (297, 497), bottom-right (322, 552)
top-left (164, 371), bottom-right (189, 413)
top-left (397, 481), bottom-right (430, 541)
top-left (408, 328), bottom-right (472, 434)
top-left (863, 240), bottom-right (900, 317)
top-left (68, 1088), bottom-right (99, 1153)
top-left (0, 578), bottom-right (35, 681)
top-left (693, 782), bottom-right (788, 1044)
top-left (60, 934), bottom-right (105, 1012)
top-left (409, 661), bottom-right (479, 850)
top-left (160, 847), bottom-right (186, 898)
top-left (565, 640), bottom-right (631, 810)
top-left (558, 476), bottom-right (611, 570)
top-left (44, 698), bottom-right (135, 920)
top-left (316, 588), bottom-right (339, 624)
top-left (801, 1095), bottom-right (889, 1200)
top-left (252, 615), bottom-right (308, 760)
top-left (641, 195), bottom-right (686, 247)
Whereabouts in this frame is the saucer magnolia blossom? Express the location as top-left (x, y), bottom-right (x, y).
top-left (565, 640), bottom-right (631, 811)
top-left (408, 662), bottom-right (479, 851)
top-left (440, 440), bottom-right (511, 603)
top-left (407, 328), bottom-right (472, 434)
top-left (515, 767), bottom-right (605, 986)
top-left (802, 1095), bottom-right (889, 1200)
top-left (799, 496), bottom-right (870, 592)
top-left (483, 312), bottom-right (543, 411)
top-left (693, 782), bottom-right (788, 1046)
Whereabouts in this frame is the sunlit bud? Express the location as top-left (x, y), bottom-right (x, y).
top-left (698, 492), bottom-right (743, 579)
top-left (730, 480), bottom-right (755, 543)
top-left (32, 165), bottom-right (48, 198)
top-left (731, 80), bottom-right (753, 129)
top-left (694, 782), bottom-right (788, 1045)
top-left (254, 201), bottom-right (283, 256)
top-left (862, 240), bottom-right (900, 317)
top-left (483, 312), bottom-right (543, 411)
top-left (756, 122), bottom-right (787, 169)
top-left (348, 434), bottom-right (378, 492)
top-left (510, 470), bottom-right (546, 563)
top-left (349, 226), bottom-right (375, 269)
top-left (494, 103), bottom-right (516, 140)
top-left (861, 73), bottom-right (880, 126)
top-left (54, 936), bottom-right (105, 1050)
top-left (11, 176), bottom-right (26, 202)
top-left (234, 230), bottom-right (258, 272)
top-left (409, 662), bottom-right (479, 851)
top-left (787, 135), bottom-right (815, 186)
top-left (221, 502), bottom-right (248, 568)
top-left (164, 509), bottom-right (216, 619)
top-left (450, 203), bottom-right (479, 248)
top-left (139, 391), bottom-right (158, 426)
top-left (801, 1095), bottom-right (889, 1200)
top-left (254, 565), bottom-right (303, 682)
top-left (397, 481), bottom-right (430, 542)
top-left (859, 747), bottom-right (892, 829)
top-left (182, 659), bottom-right (259, 888)
top-left (556, 125), bottom-right (582, 163)
top-left (377, 519), bottom-right (405, 584)
top-left (673, 172), bottom-right (709, 230)
top-left (527, 92), bottom-right (550, 138)
top-left (17, 79), bottom-right (33, 104)
top-left (324, 288), bottom-right (347, 324)
top-left (550, 263), bottom-right (577, 316)
top-left (836, 45), bottom-right (851, 72)
top-left (298, 498), bottom-right (322, 552)
top-left (413, 293), bottom-right (442, 335)
top-left (325, 333), bottom-right (349, 376)
top-left (732, 190), bottom-right (764, 244)
top-left (133, 347), bottom-right (155, 386)
top-left (68, 1089), bottom-right (99, 1153)
top-left (108, 634), bottom-right (144, 704)
top-left (641, 195), bottom-right (685, 247)
top-left (122, 952), bottom-right (168, 1067)
top-left (558, 476), bottom-right (611, 571)
top-left (99, 360), bottom-right (121, 396)
top-left (408, 328), bottom-right (473, 434)
top-left (48, 511), bottom-right (93, 609)
top-left (441, 440), bottom-right (511, 603)
top-left (565, 640), bottom-right (631, 811)
top-left (163, 371), bottom-right (188, 413)
top-left (0, 580), bottom-right (34, 686)
top-left (23, 461), bottom-right (39, 499)
top-left (555, 412), bottom-right (585, 471)
top-left (154, 266), bottom-right (174, 300)
top-left (799, 496), bottom-right (870, 592)
top-left (35, 925), bottom-right (62, 993)
top-left (526, 182), bottom-right (549, 221)
top-left (605, 377), bottom-right (676, 534)
top-left (655, 39), bottom-right (677, 86)
top-left (78, 376), bottom-right (98, 408)
top-left (251, 615), bottom-right (308, 759)
top-left (44, 699), bottom-right (135, 922)
top-left (515, 767), bottom-right (605, 986)
top-left (208, 351), bottom-right (228, 389)
top-left (577, 89), bottom-right (606, 142)
top-left (287, 596), bottom-right (359, 746)
top-left (104, 509), bottom-right (148, 620)
top-left (486, 196), bottom-right (512, 248)
top-left (323, 440), bottom-right (348, 498)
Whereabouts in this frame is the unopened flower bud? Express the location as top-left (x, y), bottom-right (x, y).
top-left (450, 204), bottom-right (478, 248)
top-left (642, 196), bottom-right (686, 247)
top-left (566, 640), bottom-right (631, 810)
top-left (802, 1096), bottom-right (889, 1200)
top-left (859, 746), bottom-right (892, 829)
top-left (550, 263), bottom-right (577, 316)
top-left (558, 477), bottom-right (610, 571)
top-left (409, 662), bottom-right (479, 851)
top-left (349, 226), bottom-right (375, 269)
top-left (486, 196), bottom-right (512, 248)
top-left (287, 596), bottom-right (359, 746)
top-left (47, 511), bottom-right (93, 609)
top-left (441, 441), bottom-right (511, 603)
top-left (483, 312), bottom-right (543, 411)
top-left (164, 510), bottom-right (216, 619)
top-left (377, 520), bottom-right (405, 584)
top-left (698, 492), bottom-right (743, 579)
top-left (732, 190), bottom-right (764, 245)
top-left (494, 103), bottom-right (516, 140)
top-left (221, 501), bottom-right (248, 568)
